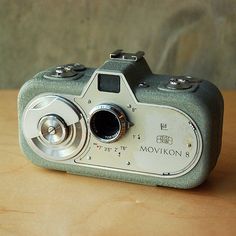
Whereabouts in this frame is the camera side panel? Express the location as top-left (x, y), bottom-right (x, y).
top-left (134, 75), bottom-right (224, 187)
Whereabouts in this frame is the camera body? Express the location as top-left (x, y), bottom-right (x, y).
top-left (18, 50), bottom-right (224, 189)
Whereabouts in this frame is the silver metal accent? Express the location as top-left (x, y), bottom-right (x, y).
top-left (38, 115), bottom-right (68, 145)
top-left (188, 121), bottom-right (196, 130)
top-left (44, 63), bottom-right (87, 80)
top-left (167, 77), bottom-right (192, 90)
top-left (22, 95), bottom-right (88, 161)
top-left (138, 82), bottom-right (149, 88)
top-left (110, 49), bottom-right (145, 62)
top-left (185, 76), bottom-right (203, 84)
top-left (89, 104), bottom-right (129, 143)
top-left (70, 71), bottom-right (202, 178)
top-left (65, 63), bottom-right (86, 72)
top-left (52, 66), bottom-right (78, 78)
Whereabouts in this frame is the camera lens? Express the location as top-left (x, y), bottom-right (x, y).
top-left (91, 111), bottom-right (119, 138)
top-left (89, 104), bottom-right (128, 143)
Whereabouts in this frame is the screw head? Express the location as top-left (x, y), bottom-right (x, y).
top-left (55, 66), bottom-right (66, 76)
top-left (73, 63), bottom-right (86, 71)
top-left (138, 82), bottom-right (149, 88)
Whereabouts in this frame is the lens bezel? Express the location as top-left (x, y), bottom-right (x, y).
top-left (89, 104), bottom-right (127, 143)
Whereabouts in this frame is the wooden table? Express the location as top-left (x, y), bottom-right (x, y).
top-left (0, 90), bottom-right (235, 236)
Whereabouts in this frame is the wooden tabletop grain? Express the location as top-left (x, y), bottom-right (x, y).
top-left (0, 90), bottom-right (235, 236)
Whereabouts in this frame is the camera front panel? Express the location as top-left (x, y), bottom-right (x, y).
top-left (22, 71), bottom-right (203, 178)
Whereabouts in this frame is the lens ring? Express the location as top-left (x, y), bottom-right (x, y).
top-left (89, 104), bottom-right (127, 143)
